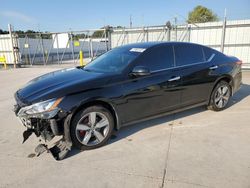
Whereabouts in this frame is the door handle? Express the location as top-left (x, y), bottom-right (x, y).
top-left (209, 65), bottom-right (218, 70)
top-left (168, 76), bottom-right (181, 82)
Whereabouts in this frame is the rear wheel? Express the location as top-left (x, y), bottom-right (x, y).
top-left (208, 81), bottom-right (231, 111)
top-left (70, 106), bottom-right (114, 150)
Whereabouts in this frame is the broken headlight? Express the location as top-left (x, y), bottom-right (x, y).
top-left (17, 98), bottom-right (63, 119)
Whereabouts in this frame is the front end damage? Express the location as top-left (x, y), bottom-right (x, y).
top-left (14, 96), bottom-right (72, 160)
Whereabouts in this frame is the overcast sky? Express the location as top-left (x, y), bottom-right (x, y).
top-left (0, 0), bottom-right (250, 32)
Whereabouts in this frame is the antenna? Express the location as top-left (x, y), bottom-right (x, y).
top-left (224, 8), bottom-right (227, 19)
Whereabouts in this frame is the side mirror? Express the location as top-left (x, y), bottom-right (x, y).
top-left (130, 66), bottom-right (151, 77)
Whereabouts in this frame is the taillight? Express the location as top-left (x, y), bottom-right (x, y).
top-left (236, 60), bottom-right (242, 65)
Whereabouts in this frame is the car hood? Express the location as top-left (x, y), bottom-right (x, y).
top-left (16, 67), bottom-right (112, 104)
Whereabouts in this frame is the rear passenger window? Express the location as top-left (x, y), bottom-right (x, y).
top-left (203, 47), bottom-right (215, 61)
top-left (174, 44), bottom-right (204, 66)
top-left (137, 45), bottom-right (174, 71)
top-left (203, 47), bottom-right (225, 61)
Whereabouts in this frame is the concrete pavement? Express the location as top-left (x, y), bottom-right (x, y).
top-left (0, 67), bottom-right (249, 188)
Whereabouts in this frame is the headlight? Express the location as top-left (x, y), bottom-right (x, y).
top-left (17, 98), bottom-right (63, 118)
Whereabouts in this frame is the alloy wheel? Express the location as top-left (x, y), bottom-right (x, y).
top-left (214, 85), bottom-right (230, 109)
top-left (75, 112), bottom-right (110, 146)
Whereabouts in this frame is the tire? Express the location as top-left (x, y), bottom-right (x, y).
top-left (207, 81), bottom-right (231, 111)
top-left (70, 105), bottom-right (114, 150)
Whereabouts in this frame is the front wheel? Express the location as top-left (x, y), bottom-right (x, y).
top-left (207, 81), bottom-right (231, 111)
top-left (70, 106), bottom-right (114, 150)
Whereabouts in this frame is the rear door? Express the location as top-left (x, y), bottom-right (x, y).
top-left (118, 44), bottom-right (182, 124)
top-left (173, 43), bottom-right (213, 107)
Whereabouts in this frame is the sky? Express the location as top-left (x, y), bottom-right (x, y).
top-left (0, 0), bottom-right (250, 32)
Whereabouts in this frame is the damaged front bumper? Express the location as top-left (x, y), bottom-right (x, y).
top-left (14, 102), bottom-right (72, 160)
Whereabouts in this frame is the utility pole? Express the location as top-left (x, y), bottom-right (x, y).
top-left (174, 16), bottom-right (177, 41)
top-left (130, 15), bottom-right (132, 28)
top-left (142, 14), bottom-right (144, 27)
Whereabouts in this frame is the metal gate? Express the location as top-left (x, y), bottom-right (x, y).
top-left (17, 28), bottom-right (111, 66)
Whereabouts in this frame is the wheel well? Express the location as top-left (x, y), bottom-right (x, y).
top-left (216, 76), bottom-right (233, 93)
top-left (219, 77), bottom-right (232, 86)
top-left (209, 76), bottom-right (233, 102)
top-left (71, 100), bottom-right (118, 130)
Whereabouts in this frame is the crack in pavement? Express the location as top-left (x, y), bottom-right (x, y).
top-left (166, 179), bottom-right (213, 188)
top-left (160, 114), bottom-right (175, 188)
top-left (159, 114), bottom-right (212, 188)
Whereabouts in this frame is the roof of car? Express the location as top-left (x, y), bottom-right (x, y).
top-left (118, 41), bottom-right (204, 50)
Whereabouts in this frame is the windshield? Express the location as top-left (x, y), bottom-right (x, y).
top-left (84, 47), bottom-right (143, 73)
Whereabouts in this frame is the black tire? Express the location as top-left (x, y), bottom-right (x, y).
top-left (207, 81), bottom-right (231, 111)
top-left (70, 105), bottom-right (114, 150)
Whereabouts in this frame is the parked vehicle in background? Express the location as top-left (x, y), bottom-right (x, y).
top-left (14, 42), bottom-right (242, 159)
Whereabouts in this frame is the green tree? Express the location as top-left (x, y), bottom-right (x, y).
top-left (92, 26), bottom-right (124, 38)
top-left (188, 5), bottom-right (218, 23)
top-left (92, 30), bottom-right (105, 38)
top-left (0, 29), bottom-right (8, 34)
top-left (92, 26), bottom-right (109, 38)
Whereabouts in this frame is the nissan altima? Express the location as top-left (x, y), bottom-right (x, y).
top-left (14, 42), bottom-right (242, 159)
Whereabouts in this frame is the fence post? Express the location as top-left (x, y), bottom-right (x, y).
top-left (187, 25), bottom-right (191, 42)
top-left (221, 9), bottom-right (227, 53)
top-left (56, 34), bottom-right (60, 64)
top-left (108, 28), bottom-right (112, 50)
top-left (70, 32), bottom-right (75, 64)
top-left (39, 33), bottom-right (46, 65)
top-left (143, 27), bottom-right (148, 42)
top-left (8, 24), bottom-right (16, 68)
top-left (90, 38), bottom-right (93, 59)
top-left (104, 28), bottom-right (108, 52)
top-left (166, 22), bottom-right (171, 41)
top-left (167, 28), bottom-right (171, 41)
top-left (27, 35), bottom-right (32, 65)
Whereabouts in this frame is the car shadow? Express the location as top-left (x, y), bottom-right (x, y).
top-left (65, 106), bottom-right (206, 159)
top-left (65, 83), bottom-right (250, 159)
top-left (228, 83), bottom-right (250, 108)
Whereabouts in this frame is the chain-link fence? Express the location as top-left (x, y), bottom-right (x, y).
top-left (1, 20), bottom-right (250, 69)
top-left (16, 29), bottom-right (110, 66)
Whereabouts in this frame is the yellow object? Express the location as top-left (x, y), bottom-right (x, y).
top-left (0, 55), bottom-right (7, 69)
top-left (79, 50), bottom-right (85, 66)
top-left (74, 41), bottom-right (80, 47)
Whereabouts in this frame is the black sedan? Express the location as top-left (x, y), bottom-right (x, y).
top-left (14, 42), bottom-right (242, 159)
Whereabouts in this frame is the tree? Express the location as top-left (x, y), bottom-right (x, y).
top-left (0, 29), bottom-right (8, 34)
top-left (92, 25), bottom-right (124, 38)
top-left (92, 30), bottom-right (105, 38)
top-left (188, 5), bottom-right (218, 23)
top-left (72, 33), bottom-right (89, 40)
